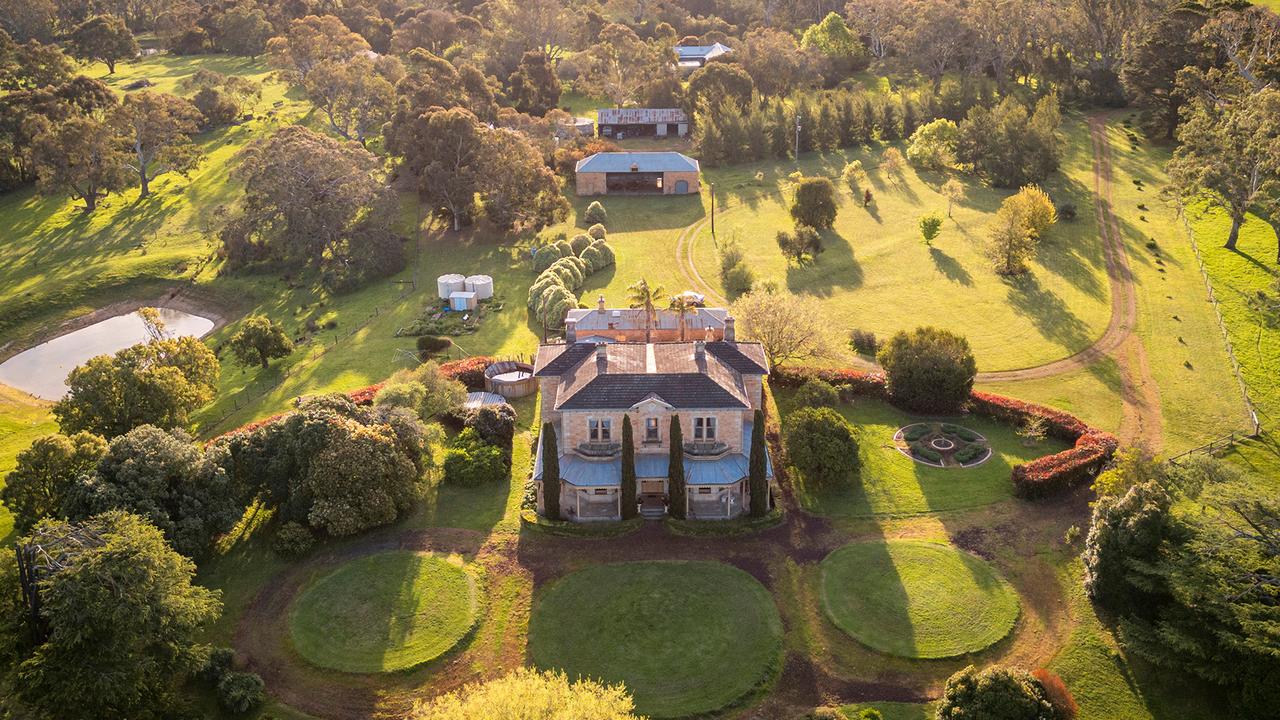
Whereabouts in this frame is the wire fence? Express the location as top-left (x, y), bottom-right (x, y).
top-left (1176, 203), bottom-right (1263, 439)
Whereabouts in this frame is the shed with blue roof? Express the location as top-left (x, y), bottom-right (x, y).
top-left (575, 151), bottom-right (701, 196)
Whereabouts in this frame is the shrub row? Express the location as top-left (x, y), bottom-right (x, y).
top-left (903, 424), bottom-right (930, 442)
top-left (911, 443), bottom-right (942, 463)
top-left (773, 367), bottom-right (1119, 498)
top-left (954, 444), bottom-right (986, 465)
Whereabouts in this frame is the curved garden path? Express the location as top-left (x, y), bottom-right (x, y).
top-left (673, 115), bottom-right (1163, 449)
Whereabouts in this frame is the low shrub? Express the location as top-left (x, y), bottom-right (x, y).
top-left (723, 261), bottom-right (756, 297)
top-left (1056, 202), bottom-right (1077, 221)
top-left (439, 356), bottom-right (492, 389)
top-left (785, 407), bottom-right (860, 487)
top-left (200, 647), bottom-right (235, 684)
top-left (217, 671), bottom-right (266, 714)
top-left (911, 443), bottom-right (942, 463)
top-left (955, 427), bottom-right (981, 442)
top-left (463, 403), bottom-right (517, 463)
top-left (583, 200), bottom-right (607, 225)
top-left (272, 521), bottom-right (316, 558)
top-left (1011, 432), bottom-right (1117, 498)
top-left (955, 444), bottom-right (986, 464)
top-left (903, 424), bottom-right (930, 442)
top-left (443, 430), bottom-right (508, 486)
top-left (941, 423), bottom-right (959, 434)
top-left (1033, 669), bottom-right (1078, 720)
top-left (848, 328), bottom-right (880, 356)
top-left (416, 335), bottom-right (452, 359)
top-left (587, 223), bottom-right (607, 240)
top-left (532, 244), bottom-right (562, 273)
top-left (794, 379), bottom-right (840, 408)
top-left (569, 233), bottom-right (592, 255)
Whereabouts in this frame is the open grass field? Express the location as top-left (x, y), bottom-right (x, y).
top-left (820, 540), bottom-right (1020, 659)
top-left (688, 118), bottom-right (1111, 372)
top-left (527, 560), bottom-right (783, 718)
top-left (287, 551), bottom-right (479, 674)
top-left (841, 701), bottom-right (936, 720)
top-left (776, 390), bottom-right (1069, 517)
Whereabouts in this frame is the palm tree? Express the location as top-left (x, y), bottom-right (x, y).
top-left (669, 294), bottom-right (693, 341)
top-left (627, 278), bottom-right (665, 342)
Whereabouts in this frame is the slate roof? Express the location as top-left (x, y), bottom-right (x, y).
top-left (558, 373), bottom-right (746, 410)
top-left (566, 306), bottom-right (729, 333)
top-left (706, 341), bottom-right (768, 374)
top-left (575, 151), bottom-right (700, 174)
top-left (534, 342), bottom-right (596, 376)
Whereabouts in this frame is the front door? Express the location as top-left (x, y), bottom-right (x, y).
top-left (640, 479), bottom-right (665, 495)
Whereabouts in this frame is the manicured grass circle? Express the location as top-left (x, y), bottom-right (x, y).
top-left (288, 551), bottom-right (478, 673)
top-left (820, 540), bottom-right (1019, 659)
top-left (528, 560), bottom-right (782, 718)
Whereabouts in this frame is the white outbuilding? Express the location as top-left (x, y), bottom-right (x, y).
top-left (437, 274), bottom-right (465, 300)
top-left (464, 274), bottom-right (494, 300)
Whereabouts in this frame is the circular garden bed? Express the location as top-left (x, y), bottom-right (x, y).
top-left (288, 551), bottom-right (479, 673)
top-left (893, 421), bottom-right (992, 467)
top-left (528, 560), bottom-right (782, 718)
top-left (819, 540), bottom-right (1019, 659)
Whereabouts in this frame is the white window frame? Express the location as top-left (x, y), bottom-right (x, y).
top-left (589, 417), bottom-right (612, 442)
top-left (645, 417), bottom-right (660, 442)
top-left (694, 416), bottom-right (717, 441)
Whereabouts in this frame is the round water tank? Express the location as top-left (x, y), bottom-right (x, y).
top-left (464, 274), bottom-right (494, 300)
top-left (436, 273), bottom-right (465, 299)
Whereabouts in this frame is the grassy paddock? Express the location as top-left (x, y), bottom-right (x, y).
top-left (689, 117), bottom-right (1110, 372)
top-left (528, 560), bottom-right (783, 718)
top-left (776, 390), bottom-right (1068, 517)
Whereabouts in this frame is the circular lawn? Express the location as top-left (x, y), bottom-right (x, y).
top-left (288, 551), bottom-right (478, 673)
top-left (819, 540), bottom-right (1019, 659)
top-left (528, 560), bottom-right (782, 718)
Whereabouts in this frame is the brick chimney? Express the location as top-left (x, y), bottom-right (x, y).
top-left (597, 294), bottom-right (606, 314)
top-left (724, 315), bottom-right (735, 342)
top-left (565, 317), bottom-right (578, 344)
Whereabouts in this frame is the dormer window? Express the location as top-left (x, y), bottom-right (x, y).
top-left (589, 417), bottom-right (612, 442)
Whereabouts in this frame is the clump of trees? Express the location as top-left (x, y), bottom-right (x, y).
top-left (957, 94), bottom-right (1062, 187)
top-left (784, 406), bottom-right (859, 488)
top-left (222, 125), bottom-right (406, 292)
top-left (1081, 453), bottom-right (1280, 715)
top-left (53, 336), bottom-right (220, 438)
top-left (0, 512), bottom-right (222, 720)
top-left (527, 230), bottom-right (613, 330)
top-left (877, 327), bottom-right (977, 414)
top-left (777, 226), bottom-right (822, 263)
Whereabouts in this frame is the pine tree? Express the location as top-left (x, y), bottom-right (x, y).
top-left (668, 415), bottom-right (686, 519)
top-left (749, 409), bottom-right (769, 517)
top-left (541, 422), bottom-right (560, 520)
top-left (621, 416), bottom-right (637, 519)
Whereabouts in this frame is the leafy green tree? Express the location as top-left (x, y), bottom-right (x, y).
top-left (621, 416), bottom-right (637, 519)
top-left (300, 416), bottom-right (420, 536)
top-left (304, 56), bottom-right (397, 146)
top-left (541, 422), bottom-right (560, 520)
top-left (957, 94), bottom-right (1062, 187)
top-left (0, 432), bottom-right (106, 533)
top-left (53, 336), bottom-right (220, 438)
top-left (581, 23), bottom-right (675, 107)
top-left (228, 315), bottom-right (294, 368)
top-left (688, 62), bottom-right (755, 111)
top-left (790, 177), bottom-right (838, 229)
top-left (217, 4), bottom-right (273, 59)
top-left (409, 668), bottom-right (640, 719)
top-left (29, 114), bottom-right (131, 211)
top-left (668, 415), bottom-right (686, 519)
top-left (877, 327), bottom-right (976, 413)
top-left (906, 118), bottom-right (959, 169)
top-left (919, 212), bottom-right (943, 245)
top-left (936, 664), bottom-right (1055, 720)
top-left (464, 403), bottom-right (518, 464)
top-left (1120, 6), bottom-right (1208, 141)
top-left (63, 425), bottom-right (242, 558)
top-left (1168, 87), bottom-right (1280, 252)
top-left (748, 409), bottom-right (769, 517)
top-left (985, 202), bottom-right (1036, 275)
top-left (374, 361), bottom-right (467, 421)
top-left (508, 50), bottom-right (561, 116)
top-left (783, 407), bottom-right (859, 488)
top-left (68, 14), bottom-right (137, 74)
top-left (442, 430), bottom-right (507, 486)
top-left (113, 91), bottom-right (203, 197)
top-left (0, 34), bottom-right (73, 90)
top-left (799, 12), bottom-right (869, 77)
top-left (265, 13), bottom-right (370, 82)
top-left (4, 511), bottom-right (221, 720)
top-left (1082, 481), bottom-right (1173, 612)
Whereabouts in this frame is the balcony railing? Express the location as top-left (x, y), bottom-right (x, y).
top-left (576, 441), bottom-right (621, 457)
top-left (683, 440), bottom-right (728, 457)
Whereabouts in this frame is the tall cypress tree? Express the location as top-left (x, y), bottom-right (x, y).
top-left (541, 422), bottom-right (560, 521)
top-left (749, 409), bottom-right (769, 517)
top-left (668, 415), bottom-right (686, 519)
top-left (621, 416), bottom-right (637, 519)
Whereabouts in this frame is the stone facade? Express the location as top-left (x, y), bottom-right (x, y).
top-left (574, 170), bottom-right (701, 196)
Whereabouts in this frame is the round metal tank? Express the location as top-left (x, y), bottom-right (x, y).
top-left (436, 273), bottom-right (465, 299)
top-left (464, 274), bottom-right (494, 300)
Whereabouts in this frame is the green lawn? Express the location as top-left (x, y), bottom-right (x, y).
top-left (979, 357), bottom-right (1125, 434)
top-left (528, 560), bottom-right (783, 718)
top-left (287, 551), bottom-right (478, 674)
top-left (819, 540), bottom-right (1020, 659)
top-left (689, 117), bottom-right (1111, 372)
top-left (777, 391), bottom-right (1068, 517)
top-left (841, 701), bottom-right (936, 720)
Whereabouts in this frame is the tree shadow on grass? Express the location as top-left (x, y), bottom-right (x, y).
top-left (786, 228), bottom-right (863, 297)
top-left (1004, 272), bottom-right (1093, 352)
top-left (928, 247), bottom-right (973, 286)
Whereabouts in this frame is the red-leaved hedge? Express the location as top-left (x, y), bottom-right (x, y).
top-left (439, 355), bottom-right (494, 390)
top-left (772, 366), bottom-right (1118, 499)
